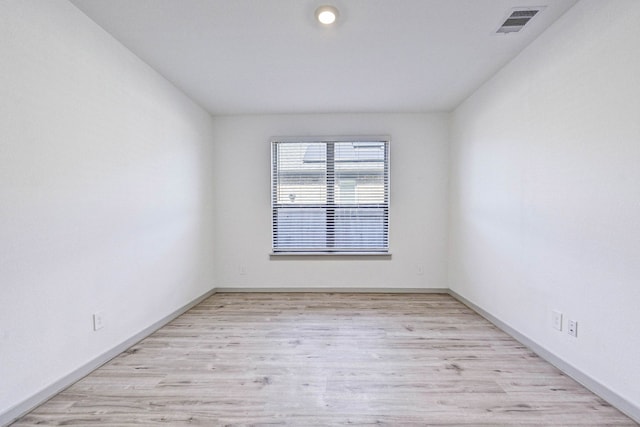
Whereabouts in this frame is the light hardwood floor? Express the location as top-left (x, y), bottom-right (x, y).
top-left (12, 293), bottom-right (637, 426)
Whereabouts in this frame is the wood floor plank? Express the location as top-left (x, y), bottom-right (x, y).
top-left (12, 293), bottom-right (637, 426)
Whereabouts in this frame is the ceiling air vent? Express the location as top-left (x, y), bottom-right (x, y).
top-left (496, 7), bottom-right (543, 34)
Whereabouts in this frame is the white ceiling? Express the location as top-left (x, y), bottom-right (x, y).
top-left (69, 0), bottom-right (578, 115)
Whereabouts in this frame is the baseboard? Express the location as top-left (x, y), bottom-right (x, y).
top-left (214, 287), bottom-right (449, 294)
top-left (0, 287), bottom-right (217, 427)
top-left (448, 289), bottom-right (640, 425)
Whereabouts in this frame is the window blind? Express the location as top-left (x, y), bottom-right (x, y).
top-left (272, 137), bottom-right (389, 253)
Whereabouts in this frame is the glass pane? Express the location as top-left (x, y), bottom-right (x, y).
top-left (272, 139), bottom-right (389, 253)
top-left (274, 207), bottom-right (326, 249)
top-left (334, 207), bottom-right (387, 249)
top-left (334, 142), bottom-right (385, 204)
top-left (275, 143), bottom-right (326, 204)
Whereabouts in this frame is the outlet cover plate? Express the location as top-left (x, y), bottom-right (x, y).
top-left (552, 310), bottom-right (563, 331)
top-left (568, 319), bottom-right (578, 337)
top-left (93, 311), bottom-right (105, 331)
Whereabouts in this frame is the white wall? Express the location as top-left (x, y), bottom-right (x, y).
top-left (212, 113), bottom-right (449, 289)
top-left (449, 0), bottom-right (640, 412)
top-left (0, 0), bottom-right (215, 418)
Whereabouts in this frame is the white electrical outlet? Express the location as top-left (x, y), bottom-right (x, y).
top-left (93, 311), bottom-right (105, 331)
top-left (568, 319), bottom-right (578, 337)
top-left (552, 310), bottom-right (563, 331)
top-left (416, 264), bottom-right (424, 276)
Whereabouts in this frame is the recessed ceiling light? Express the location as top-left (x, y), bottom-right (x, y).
top-left (315, 5), bottom-right (338, 25)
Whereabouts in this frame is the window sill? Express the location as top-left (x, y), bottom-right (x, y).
top-left (270, 252), bottom-right (392, 259)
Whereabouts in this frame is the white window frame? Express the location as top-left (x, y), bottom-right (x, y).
top-left (271, 135), bottom-right (390, 255)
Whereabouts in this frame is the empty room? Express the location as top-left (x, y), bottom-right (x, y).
top-left (1, 0), bottom-right (639, 425)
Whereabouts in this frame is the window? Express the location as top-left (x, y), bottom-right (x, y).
top-left (271, 136), bottom-right (389, 254)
